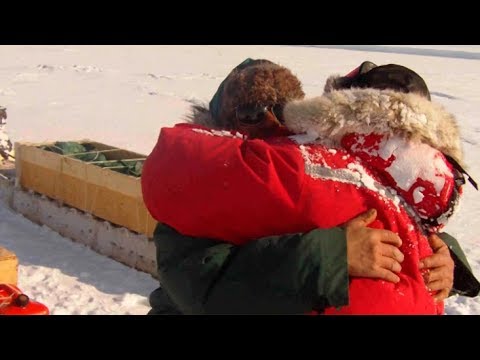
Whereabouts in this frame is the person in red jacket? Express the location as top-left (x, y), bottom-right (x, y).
top-left (142, 59), bottom-right (479, 314)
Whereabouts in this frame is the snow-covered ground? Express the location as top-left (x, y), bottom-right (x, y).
top-left (0, 45), bottom-right (479, 315)
top-left (0, 205), bottom-right (156, 315)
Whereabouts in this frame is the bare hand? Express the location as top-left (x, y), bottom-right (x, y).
top-left (345, 209), bottom-right (404, 283)
top-left (420, 234), bottom-right (454, 302)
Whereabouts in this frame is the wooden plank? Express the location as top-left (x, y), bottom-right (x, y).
top-left (0, 247), bottom-right (18, 285)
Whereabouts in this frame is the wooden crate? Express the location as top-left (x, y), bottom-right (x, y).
top-left (15, 140), bottom-right (157, 237)
top-left (0, 247), bottom-right (18, 285)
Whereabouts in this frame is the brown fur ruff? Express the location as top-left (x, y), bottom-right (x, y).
top-left (187, 62), bottom-right (304, 130)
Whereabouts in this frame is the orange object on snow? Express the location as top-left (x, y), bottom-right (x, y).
top-left (0, 284), bottom-right (49, 315)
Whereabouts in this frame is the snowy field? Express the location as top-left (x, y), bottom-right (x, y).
top-left (0, 45), bottom-right (479, 315)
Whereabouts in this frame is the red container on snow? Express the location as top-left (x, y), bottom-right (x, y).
top-left (0, 284), bottom-right (49, 315)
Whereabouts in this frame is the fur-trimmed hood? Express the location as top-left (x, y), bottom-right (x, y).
top-left (186, 102), bottom-right (216, 129)
top-left (186, 59), bottom-right (304, 130)
top-left (283, 88), bottom-right (464, 167)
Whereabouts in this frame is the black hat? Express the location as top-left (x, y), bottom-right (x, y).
top-left (325, 62), bottom-right (431, 100)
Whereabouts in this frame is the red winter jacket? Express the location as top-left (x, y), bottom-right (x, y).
top-left (142, 89), bottom-right (464, 315)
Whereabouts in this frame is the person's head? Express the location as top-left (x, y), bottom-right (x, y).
top-left (190, 58), bottom-right (305, 138)
top-left (324, 61), bottom-right (431, 100)
top-left (0, 107), bottom-right (6, 126)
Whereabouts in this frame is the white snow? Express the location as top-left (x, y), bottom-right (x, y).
top-left (289, 131), bottom-right (321, 145)
top-left (413, 187), bottom-right (425, 204)
top-left (1, 45), bottom-right (479, 315)
top-left (382, 136), bottom-right (452, 194)
top-left (300, 145), bottom-right (407, 212)
top-left (0, 205), bottom-right (156, 315)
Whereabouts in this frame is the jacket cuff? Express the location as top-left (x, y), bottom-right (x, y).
top-left (439, 232), bottom-right (480, 297)
top-left (312, 228), bottom-right (350, 308)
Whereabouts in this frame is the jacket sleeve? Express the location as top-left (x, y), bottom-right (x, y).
top-left (439, 232), bottom-right (480, 297)
top-left (142, 124), bottom-right (308, 245)
top-left (152, 223), bottom-right (349, 315)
